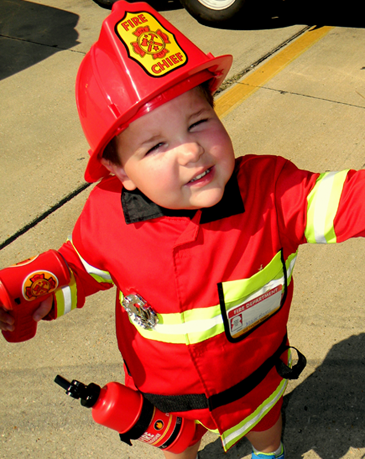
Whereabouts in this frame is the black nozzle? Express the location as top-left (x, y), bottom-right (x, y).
top-left (54, 375), bottom-right (72, 391)
top-left (54, 375), bottom-right (101, 408)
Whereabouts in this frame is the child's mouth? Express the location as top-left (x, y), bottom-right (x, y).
top-left (189, 168), bottom-right (212, 183)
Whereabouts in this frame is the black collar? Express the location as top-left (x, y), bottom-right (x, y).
top-left (121, 170), bottom-right (244, 225)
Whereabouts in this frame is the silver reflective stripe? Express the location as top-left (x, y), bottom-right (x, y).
top-left (61, 286), bottom-right (72, 314)
top-left (54, 269), bottom-right (77, 317)
top-left (68, 237), bottom-right (113, 284)
top-left (222, 379), bottom-right (288, 451)
top-left (78, 256), bottom-right (113, 283)
top-left (154, 313), bottom-right (223, 336)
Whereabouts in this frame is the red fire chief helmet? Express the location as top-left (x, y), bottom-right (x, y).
top-left (76, 0), bottom-right (233, 183)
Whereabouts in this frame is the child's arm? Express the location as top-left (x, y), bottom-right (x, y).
top-left (274, 159), bottom-right (365, 246)
top-left (0, 239), bottom-right (113, 339)
top-left (0, 250), bottom-right (71, 342)
top-left (43, 238), bottom-right (114, 322)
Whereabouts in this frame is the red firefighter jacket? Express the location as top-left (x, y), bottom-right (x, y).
top-left (56, 155), bottom-right (365, 450)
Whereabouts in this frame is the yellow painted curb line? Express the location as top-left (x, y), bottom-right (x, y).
top-left (215, 26), bottom-right (334, 119)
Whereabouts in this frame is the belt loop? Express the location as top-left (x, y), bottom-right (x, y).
top-left (276, 346), bottom-right (307, 380)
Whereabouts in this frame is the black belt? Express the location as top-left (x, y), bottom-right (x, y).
top-left (142, 333), bottom-right (306, 413)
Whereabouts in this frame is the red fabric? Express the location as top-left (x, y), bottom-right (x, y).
top-left (189, 396), bottom-right (283, 446)
top-left (189, 423), bottom-right (208, 447)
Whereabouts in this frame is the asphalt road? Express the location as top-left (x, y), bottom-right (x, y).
top-left (1, 1), bottom-right (365, 458)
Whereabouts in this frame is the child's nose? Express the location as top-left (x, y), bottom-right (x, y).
top-left (177, 142), bottom-right (204, 165)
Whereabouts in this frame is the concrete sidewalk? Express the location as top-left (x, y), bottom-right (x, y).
top-left (1, 1), bottom-right (365, 458)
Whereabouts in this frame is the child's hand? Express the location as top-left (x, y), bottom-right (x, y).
top-left (32, 296), bottom-right (53, 322)
top-left (0, 296), bottom-right (53, 332)
top-left (0, 306), bottom-right (15, 331)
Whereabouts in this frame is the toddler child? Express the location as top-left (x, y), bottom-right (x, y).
top-left (1, 2), bottom-right (364, 459)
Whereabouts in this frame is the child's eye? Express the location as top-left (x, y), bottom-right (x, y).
top-left (189, 119), bottom-right (208, 130)
top-left (146, 142), bottom-right (164, 154)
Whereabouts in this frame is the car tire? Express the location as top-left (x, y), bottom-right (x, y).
top-left (179, 0), bottom-right (248, 25)
top-left (92, 0), bottom-right (118, 9)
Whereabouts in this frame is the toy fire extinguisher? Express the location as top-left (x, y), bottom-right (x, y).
top-left (54, 375), bottom-right (196, 454)
top-left (0, 250), bottom-right (70, 343)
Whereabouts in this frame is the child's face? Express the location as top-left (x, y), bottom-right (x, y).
top-left (103, 87), bottom-right (235, 210)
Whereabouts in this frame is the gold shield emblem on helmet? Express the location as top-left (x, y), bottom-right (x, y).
top-left (115, 11), bottom-right (187, 77)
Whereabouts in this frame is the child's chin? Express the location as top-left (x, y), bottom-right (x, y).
top-left (194, 190), bottom-right (225, 209)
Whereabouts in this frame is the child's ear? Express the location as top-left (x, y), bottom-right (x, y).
top-left (100, 158), bottom-right (137, 190)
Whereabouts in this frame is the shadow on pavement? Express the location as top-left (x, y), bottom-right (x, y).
top-left (282, 333), bottom-right (365, 459)
top-left (198, 334), bottom-right (365, 458)
top-left (0, 0), bottom-right (79, 80)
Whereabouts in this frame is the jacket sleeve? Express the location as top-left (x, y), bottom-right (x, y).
top-left (44, 178), bottom-right (128, 321)
top-left (275, 158), bottom-right (365, 246)
top-left (45, 239), bottom-right (114, 320)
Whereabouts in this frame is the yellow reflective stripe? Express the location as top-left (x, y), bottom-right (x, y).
top-left (305, 170), bottom-right (349, 244)
top-left (119, 292), bottom-right (223, 344)
top-left (222, 251), bottom-right (284, 310)
top-left (135, 316), bottom-right (224, 344)
top-left (221, 350), bottom-right (291, 451)
top-left (196, 420), bottom-right (219, 435)
top-left (54, 269), bottom-right (77, 317)
top-left (120, 251), bottom-right (298, 345)
top-left (68, 237), bottom-right (113, 284)
top-left (286, 251), bottom-right (297, 285)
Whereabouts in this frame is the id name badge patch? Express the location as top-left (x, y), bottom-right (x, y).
top-left (218, 250), bottom-right (288, 343)
top-left (228, 285), bottom-right (282, 339)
